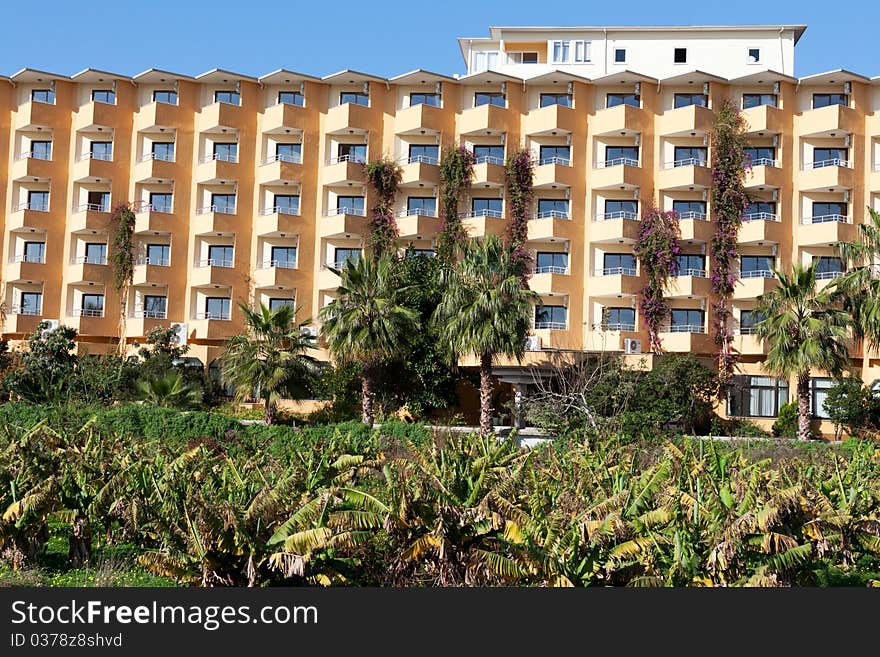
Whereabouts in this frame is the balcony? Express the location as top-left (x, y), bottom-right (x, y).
top-left (14, 100), bottom-right (59, 131)
top-left (4, 311), bottom-right (45, 335)
top-left (527, 214), bottom-right (574, 242)
top-left (656, 159), bottom-right (712, 190)
top-left (320, 207), bottom-right (368, 238)
top-left (591, 103), bottom-right (650, 137)
top-left (532, 159), bottom-right (576, 189)
top-left (462, 211), bottom-right (507, 238)
top-left (589, 267), bottom-right (641, 297)
top-left (190, 315), bottom-right (238, 340)
top-left (190, 260), bottom-right (238, 287)
top-left (656, 104), bottom-right (714, 137)
top-left (732, 331), bottom-right (768, 355)
top-left (74, 100), bottom-right (123, 131)
top-left (324, 156), bottom-right (366, 185)
top-left (745, 163), bottom-right (784, 190)
top-left (459, 104), bottom-right (509, 136)
top-left (317, 263), bottom-right (343, 291)
top-left (815, 269), bottom-right (845, 290)
top-left (263, 102), bottom-right (309, 133)
top-left (798, 103), bottom-right (860, 138)
top-left (7, 203), bottom-right (54, 232)
top-left (135, 100), bottom-right (185, 132)
top-left (529, 270), bottom-right (573, 296)
top-left (799, 160), bottom-right (853, 192)
top-left (325, 102), bottom-right (372, 135)
top-left (196, 153), bottom-right (238, 184)
top-left (591, 159), bottom-right (641, 190)
top-left (733, 272), bottom-right (778, 300)
top-left (472, 158), bottom-right (506, 187)
top-left (69, 204), bottom-right (112, 232)
top-left (798, 215), bottom-right (855, 246)
top-left (258, 154), bottom-right (303, 185)
top-left (399, 155), bottom-right (440, 187)
top-left (676, 214), bottom-right (715, 243)
top-left (255, 207), bottom-right (300, 236)
top-left (133, 152), bottom-right (176, 183)
top-left (397, 210), bottom-right (442, 239)
top-left (590, 212), bottom-right (640, 243)
top-left (6, 255), bottom-right (45, 283)
top-left (657, 326), bottom-right (713, 353)
top-left (530, 326), bottom-right (573, 350)
top-left (132, 258), bottom-right (173, 286)
top-left (741, 104), bottom-right (786, 135)
top-left (67, 257), bottom-right (108, 284)
top-left (134, 205), bottom-right (176, 234)
top-left (585, 325), bottom-right (640, 352)
top-left (395, 103), bottom-right (445, 135)
top-left (127, 312), bottom-right (169, 338)
top-left (198, 101), bottom-right (246, 132)
top-left (667, 272), bottom-right (711, 298)
top-left (73, 152), bottom-right (114, 182)
top-left (192, 205), bottom-right (238, 235)
top-left (11, 152), bottom-right (53, 181)
top-left (522, 103), bottom-right (578, 136)
top-left (252, 260), bottom-right (301, 289)
top-left (739, 213), bottom-right (783, 244)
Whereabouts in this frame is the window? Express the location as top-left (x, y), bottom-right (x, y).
top-left (408, 144), bottom-right (439, 163)
top-left (406, 197), bottom-right (437, 216)
top-left (143, 295), bottom-right (167, 318)
top-left (146, 243), bottom-right (170, 266)
top-left (340, 91), bottom-right (369, 107)
top-left (271, 246), bottom-right (298, 268)
top-left (90, 141), bottom-right (113, 160)
top-left (207, 245), bottom-right (234, 267)
top-left (539, 145), bottom-right (570, 164)
top-left (274, 194), bottom-right (300, 215)
top-left (673, 146), bottom-right (707, 166)
top-left (536, 252), bottom-right (568, 274)
top-left (278, 90), bottom-right (304, 107)
top-left (268, 298), bottom-right (295, 311)
top-left (84, 242), bottom-right (107, 265)
top-left (670, 309), bottom-right (704, 331)
top-left (31, 89), bottom-right (55, 104)
top-left (812, 147), bottom-right (848, 167)
top-left (214, 90), bottom-right (241, 105)
top-left (674, 92), bottom-right (707, 108)
top-left (87, 191), bottom-right (111, 211)
top-left (153, 90), bottom-right (178, 105)
top-left (336, 196), bottom-right (365, 214)
top-left (535, 305), bottom-right (567, 329)
top-left (739, 309), bottom-right (766, 333)
top-left (745, 201), bottom-right (776, 220)
top-left (814, 256), bottom-right (844, 278)
top-left (614, 48), bottom-right (626, 64)
top-left (603, 307), bottom-right (635, 331)
top-left (471, 50), bottom-right (499, 72)
top-left (149, 192), bottom-right (172, 213)
top-left (812, 93), bottom-right (847, 109)
top-left (152, 142), bottom-right (175, 162)
top-left (20, 292), bottom-right (42, 316)
top-left (603, 253), bottom-right (636, 275)
top-left (674, 48), bottom-right (687, 64)
top-left (507, 51), bottom-right (538, 64)
top-left (728, 375), bottom-right (788, 418)
top-left (410, 92), bottom-right (441, 107)
top-left (212, 142), bottom-right (238, 162)
top-left (27, 191), bottom-right (49, 211)
top-left (537, 199), bottom-right (569, 218)
top-left (604, 200), bottom-right (638, 218)
top-left (741, 255), bottom-right (775, 277)
top-left (472, 144), bottom-right (505, 163)
top-left (676, 254), bottom-right (706, 275)
top-left (23, 241), bottom-right (45, 263)
top-left (275, 143), bottom-right (302, 163)
top-left (91, 89), bottom-right (116, 104)
top-left (540, 93), bottom-right (571, 108)
top-left (743, 93), bottom-right (776, 109)
top-left (605, 146), bottom-right (639, 165)
top-left (748, 48), bottom-right (761, 64)
top-left (80, 294), bottom-right (105, 316)
top-left (673, 200), bottom-right (707, 218)
top-left (205, 297), bottom-right (231, 320)
top-left (471, 198), bottom-right (503, 217)
top-left (551, 41), bottom-right (570, 64)
top-left (337, 143), bottom-right (367, 163)
top-left (474, 92), bottom-right (505, 108)
top-left (211, 193), bottom-right (236, 214)
top-left (573, 40), bottom-right (591, 63)
top-left (606, 93), bottom-right (640, 108)
top-left (812, 202), bottom-right (847, 221)
top-left (744, 146), bottom-right (776, 165)
top-left (334, 247), bottom-right (361, 267)
top-left (30, 140), bottom-right (52, 160)
top-left (811, 378), bottom-right (833, 419)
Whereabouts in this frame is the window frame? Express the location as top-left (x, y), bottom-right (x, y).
top-left (91, 89), bottom-right (116, 105)
top-left (606, 93), bottom-right (640, 109)
top-left (23, 241), bottom-right (46, 263)
top-left (614, 48), bottom-right (626, 64)
top-left (742, 93), bottom-right (777, 109)
top-left (727, 375), bottom-right (788, 418)
top-left (149, 192), bottom-right (173, 213)
top-left (146, 243), bottom-right (171, 266)
top-left (214, 90), bottom-right (241, 105)
top-left (339, 91), bottom-right (369, 107)
top-left (205, 296), bottom-right (231, 320)
top-left (277, 90), bottom-right (305, 107)
top-left (20, 291), bottom-right (42, 316)
top-left (152, 89), bottom-right (178, 105)
top-left (474, 91), bottom-right (505, 108)
top-left (409, 92), bottom-right (441, 107)
top-left (673, 47), bottom-right (687, 64)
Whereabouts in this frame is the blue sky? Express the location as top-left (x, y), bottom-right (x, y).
top-left (3, 0), bottom-right (879, 79)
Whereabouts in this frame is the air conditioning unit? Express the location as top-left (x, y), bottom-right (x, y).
top-left (525, 335), bottom-right (542, 351)
top-left (40, 319), bottom-right (60, 336)
top-left (170, 322), bottom-right (187, 346)
top-left (301, 325), bottom-right (319, 338)
top-left (623, 338), bottom-right (642, 354)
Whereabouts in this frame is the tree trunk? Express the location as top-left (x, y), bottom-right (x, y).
top-left (68, 516), bottom-right (91, 567)
top-left (361, 371), bottom-right (375, 426)
top-left (479, 353), bottom-right (494, 437)
top-left (796, 373), bottom-right (811, 441)
top-left (264, 398), bottom-right (276, 426)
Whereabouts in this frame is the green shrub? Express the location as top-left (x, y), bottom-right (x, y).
top-left (772, 402), bottom-right (799, 438)
top-left (708, 415), bottom-right (771, 438)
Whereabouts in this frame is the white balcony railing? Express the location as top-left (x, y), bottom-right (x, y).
top-left (399, 154), bottom-right (439, 166)
top-left (262, 152), bottom-right (302, 165)
top-left (196, 258), bottom-right (234, 268)
top-left (139, 151), bottom-right (175, 163)
top-left (533, 209), bottom-right (570, 220)
top-left (816, 270), bottom-right (844, 280)
top-left (79, 151), bottom-right (113, 162)
top-left (329, 154), bottom-right (366, 165)
top-left (399, 207), bottom-right (438, 218)
top-left (535, 321), bottom-right (567, 330)
top-left (136, 256), bottom-right (170, 267)
top-left (662, 324), bottom-right (705, 334)
top-left (195, 311), bottom-right (231, 320)
top-left (802, 214), bottom-right (850, 225)
top-left (748, 157), bottom-right (779, 168)
top-left (10, 304), bottom-right (42, 316)
top-left (261, 206), bottom-right (300, 216)
top-left (596, 157), bottom-right (639, 168)
top-left (133, 308), bottom-right (168, 319)
top-left (461, 209), bottom-right (503, 219)
top-left (73, 255), bottom-right (107, 265)
top-left (537, 156), bottom-right (571, 167)
top-left (664, 157), bottom-right (707, 169)
top-left (17, 150), bottom-right (52, 161)
top-left (260, 259), bottom-right (298, 269)
top-left (197, 205), bottom-right (236, 215)
top-left (596, 266), bottom-right (637, 277)
top-left (596, 322), bottom-right (636, 332)
top-left (474, 155), bottom-right (505, 166)
top-left (200, 152), bottom-right (238, 164)
top-left (327, 206), bottom-right (366, 217)
top-left (743, 212), bottom-right (778, 222)
top-left (675, 268), bottom-right (707, 278)
top-left (13, 253), bottom-right (45, 264)
top-left (736, 327), bottom-right (761, 335)
top-left (73, 307), bottom-right (104, 317)
top-left (595, 211), bottom-right (638, 221)
top-left (676, 211), bottom-right (708, 221)
top-left (741, 269), bottom-right (775, 279)
top-left (535, 265), bottom-right (569, 275)
top-left (14, 201), bottom-right (50, 212)
top-left (136, 202), bottom-right (173, 214)
top-left (802, 159), bottom-right (850, 170)
top-left (75, 203), bottom-right (110, 213)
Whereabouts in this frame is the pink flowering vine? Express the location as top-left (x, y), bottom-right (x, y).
top-left (364, 157), bottom-right (403, 258)
top-left (504, 149), bottom-right (534, 280)
top-left (437, 146), bottom-right (475, 261)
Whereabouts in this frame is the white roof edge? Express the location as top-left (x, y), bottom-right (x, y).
top-left (257, 68), bottom-right (322, 83)
top-left (797, 69), bottom-right (872, 83)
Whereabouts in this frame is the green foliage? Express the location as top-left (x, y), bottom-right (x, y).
top-left (504, 149), bottom-right (534, 276)
top-left (823, 377), bottom-right (880, 438)
top-left (136, 371), bottom-right (203, 409)
top-left (363, 157), bottom-right (403, 257)
top-left (437, 146), bottom-right (475, 260)
top-left (708, 415), bottom-right (771, 438)
top-left (772, 402), bottom-right (799, 438)
top-left (833, 207), bottom-right (880, 351)
top-left (3, 323), bottom-right (79, 403)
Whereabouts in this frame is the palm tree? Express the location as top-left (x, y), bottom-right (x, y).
top-left (319, 254), bottom-right (419, 426)
top-left (433, 235), bottom-right (539, 436)
top-left (220, 303), bottom-right (318, 425)
top-left (754, 263), bottom-right (851, 440)
top-left (833, 207), bottom-right (880, 349)
top-left (136, 370), bottom-right (202, 409)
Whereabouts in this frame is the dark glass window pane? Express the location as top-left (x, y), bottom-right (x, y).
top-left (407, 197), bottom-right (437, 215)
top-left (336, 196), bottom-right (365, 213)
top-left (340, 92), bottom-right (369, 106)
top-left (278, 91), bottom-right (305, 106)
top-left (214, 91), bottom-right (240, 105)
top-left (149, 193), bottom-right (172, 213)
top-left (673, 93), bottom-right (707, 108)
top-left (410, 93), bottom-right (441, 107)
top-left (474, 92), bottom-right (505, 107)
top-left (539, 93), bottom-right (571, 107)
top-left (153, 90), bottom-right (178, 105)
top-left (743, 93), bottom-right (776, 108)
top-left (274, 194), bottom-right (300, 214)
top-left (146, 244), bottom-right (170, 265)
top-left (606, 93), bottom-right (640, 108)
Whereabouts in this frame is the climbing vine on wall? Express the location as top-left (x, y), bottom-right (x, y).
top-left (633, 208), bottom-right (682, 355)
top-left (437, 146), bottom-right (475, 260)
top-left (504, 149), bottom-right (534, 279)
top-left (111, 202), bottom-right (136, 355)
top-left (710, 98), bottom-right (752, 382)
top-left (364, 157), bottom-right (403, 258)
